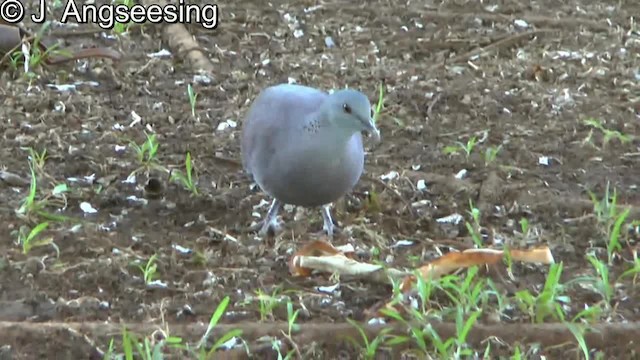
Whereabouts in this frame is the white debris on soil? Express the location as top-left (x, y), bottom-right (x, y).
top-left (216, 119), bottom-right (237, 131)
top-left (146, 280), bottom-right (168, 289)
top-left (335, 244), bottom-right (355, 253)
top-left (513, 19), bottom-right (529, 28)
top-left (391, 239), bottom-right (415, 248)
top-left (411, 199), bottom-right (431, 208)
top-left (126, 195), bottom-right (148, 206)
top-left (253, 199), bottom-right (270, 210)
top-left (324, 36), bottom-right (335, 48)
top-left (283, 13), bottom-right (304, 38)
top-left (218, 337), bottom-right (241, 350)
top-left (436, 213), bottom-right (464, 224)
top-left (538, 156), bottom-right (550, 166)
top-left (455, 169), bottom-right (468, 179)
top-left (193, 74), bottom-right (213, 85)
top-left (128, 111), bottom-right (142, 127)
top-left (172, 244), bottom-right (192, 254)
top-left (53, 101), bottom-right (65, 113)
top-left (380, 170), bottom-right (399, 181)
top-left (316, 283), bottom-right (340, 295)
top-left (147, 49), bottom-right (171, 58)
top-left (123, 174), bottom-right (136, 184)
top-left (367, 317), bottom-right (386, 325)
top-left (416, 179), bottom-right (427, 191)
top-left (47, 81), bottom-right (99, 92)
top-left (79, 202), bottom-right (97, 214)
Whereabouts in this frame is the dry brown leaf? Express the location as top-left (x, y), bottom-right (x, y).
top-left (289, 240), bottom-right (345, 276)
top-left (400, 247), bottom-right (554, 292)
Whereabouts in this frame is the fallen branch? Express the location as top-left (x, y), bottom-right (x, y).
top-left (141, 0), bottom-right (215, 76)
top-left (2, 320), bottom-right (639, 352)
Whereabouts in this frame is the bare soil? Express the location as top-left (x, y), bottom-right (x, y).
top-left (1, 0), bottom-right (639, 359)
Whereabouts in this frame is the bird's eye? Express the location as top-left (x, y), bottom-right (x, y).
top-left (343, 104), bottom-right (352, 114)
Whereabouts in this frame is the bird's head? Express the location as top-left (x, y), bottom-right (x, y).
top-left (325, 89), bottom-right (381, 142)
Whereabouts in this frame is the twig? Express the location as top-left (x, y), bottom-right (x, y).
top-left (432, 29), bottom-right (557, 71)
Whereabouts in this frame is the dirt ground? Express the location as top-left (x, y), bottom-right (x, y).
top-left (1, 0), bottom-right (640, 358)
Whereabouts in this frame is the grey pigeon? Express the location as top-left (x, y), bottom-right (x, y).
top-left (240, 83), bottom-right (380, 237)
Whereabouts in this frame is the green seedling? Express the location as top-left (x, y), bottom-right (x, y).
top-left (512, 346), bottom-right (522, 359)
top-left (129, 132), bottom-right (167, 177)
top-left (270, 338), bottom-right (296, 360)
top-left (519, 217), bottom-right (529, 235)
top-left (16, 221), bottom-right (58, 255)
top-left (588, 182), bottom-right (630, 264)
top-left (384, 267), bottom-right (512, 358)
top-left (102, 338), bottom-right (115, 359)
top-left (286, 301), bottom-right (300, 336)
top-left (607, 207), bottom-right (629, 265)
top-left (502, 244), bottom-right (514, 280)
top-left (363, 188), bottom-right (381, 214)
top-left (7, 22), bottom-right (70, 79)
top-left (484, 145), bottom-right (502, 166)
top-left (564, 322), bottom-right (590, 360)
top-left (380, 292), bottom-right (430, 356)
top-left (588, 181), bottom-right (618, 225)
top-left (254, 288), bottom-right (286, 321)
top-left (586, 255), bottom-right (613, 305)
top-left (465, 199), bottom-right (483, 247)
top-left (16, 149), bottom-right (71, 223)
top-left (113, 0), bottom-right (134, 34)
top-left (440, 267), bottom-right (488, 314)
top-left (618, 251), bottom-right (640, 285)
top-left (188, 83), bottom-right (198, 118)
top-left (443, 136), bottom-right (478, 158)
top-left (30, 148), bottom-right (48, 171)
top-left (572, 302), bottom-right (603, 323)
top-left (372, 82), bottom-right (385, 123)
top-left (121, 327), bottom-right (165, 360)
top-left (515, 262), bottom-right (568, 323)
top-left (118, 326), bottom-right (184, 360)
top-left (346, 319), bottom-right (389, 360)
top-left (197, 296), bottom-right (243, 356)
top-left (138, 254), bottom-right (158, 284)
top-left (170, 151), bottom-right (198, 195)
top-left (584, 118), bottom-right (633, 148)
top-left (452, 306), bottom-right (482, 357)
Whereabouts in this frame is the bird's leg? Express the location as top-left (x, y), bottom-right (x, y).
top-left (258, 199), bottom-right (283, 237)
top-left (320, 204), bottom-right (341, 238)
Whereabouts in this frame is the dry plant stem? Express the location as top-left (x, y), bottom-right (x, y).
top-left (429, 29), bottom-right (557, 72)
top-left (293, 255), bottom-right (410, 283)
top-left (362, 173), bottom-right (416, 216)
top-left (2, 321), bottom-right (639, 352)
top-left (140, 0), bottom-right (215, 75)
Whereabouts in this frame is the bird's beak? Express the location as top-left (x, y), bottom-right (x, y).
top-left (361, 117), bottom-right (381, 142)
